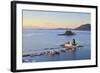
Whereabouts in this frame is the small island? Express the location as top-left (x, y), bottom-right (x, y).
top-left (58, 24), bottom-right (90, 36)
top-left (58, 30), bottom-right (75, 36)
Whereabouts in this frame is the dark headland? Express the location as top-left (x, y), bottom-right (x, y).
top-left (74, 24), bottom-right (91, 31)
top-left (58, 24), bottom-right (91, 36)
top-left (56, 24), bottom-right (91, 31)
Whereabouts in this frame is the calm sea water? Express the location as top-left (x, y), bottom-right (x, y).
top-left (22, 29), bottom-right (91, 63)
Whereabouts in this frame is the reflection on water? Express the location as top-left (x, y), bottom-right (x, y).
top-left (22, 29), bottom-right (91, 63)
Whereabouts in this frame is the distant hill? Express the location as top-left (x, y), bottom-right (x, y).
top-left (75, 24), bottom-right (91, 31)
top-left (55, 28), bottom-right (71, 30)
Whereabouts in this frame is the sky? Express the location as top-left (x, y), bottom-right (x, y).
top-left (23, 10), bottom-right (91, 29)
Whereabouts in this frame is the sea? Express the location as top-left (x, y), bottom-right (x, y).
top-left (22, 29), bottom-right (91, 63)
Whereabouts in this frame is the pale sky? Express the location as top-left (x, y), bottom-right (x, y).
top-left (23, 10), bottom-right (91, 29)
